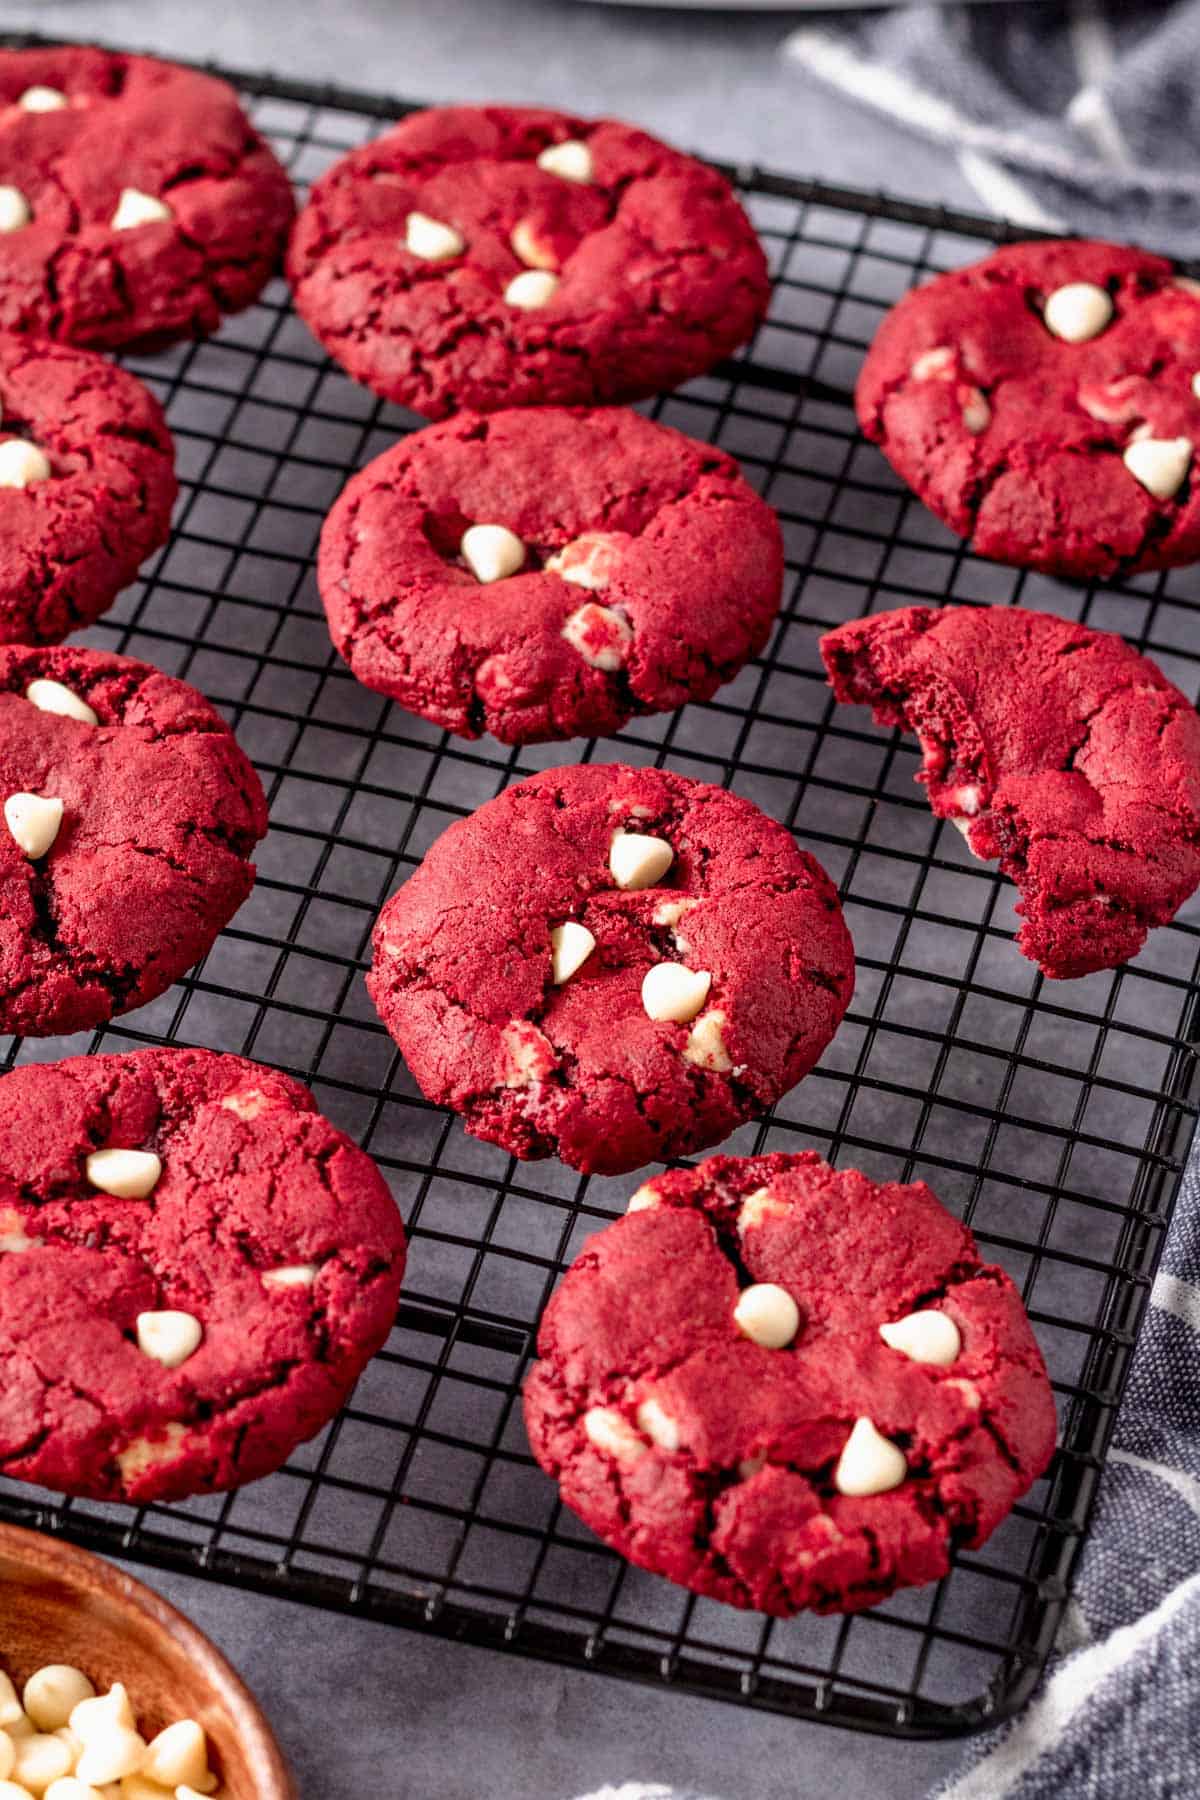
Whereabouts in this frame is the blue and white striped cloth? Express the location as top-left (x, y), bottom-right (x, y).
top-left (570, 7), bottom-right (1200, 1795)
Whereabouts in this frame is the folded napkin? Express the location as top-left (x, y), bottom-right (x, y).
top-left (786, 1), bottom-right (1200, 248)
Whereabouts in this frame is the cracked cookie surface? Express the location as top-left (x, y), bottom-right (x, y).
top-left (368, 764), bottom-right (854, 1175)
top-left (318, 406), bottom-right (783, 745)
top-left (0, 644), bottom-right (268, 1035)
top-left (0, 46), bottom-right (294, 349)
top-left (822, 604), bottom-right (1200, 979)
top-left (287, 105), bottom-right (769, 418)
top-left (524, 1151), bottom-right (1057, 1617)
top-left (0, 332), bottom-right (176, 642)
top-left (0, 1046), bottom-right (406, 1502)
top-left (857, 238), bottom-right (1200, 578)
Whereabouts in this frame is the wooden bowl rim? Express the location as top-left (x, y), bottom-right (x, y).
top-left (0, 1522), bottom-right (296, 1799)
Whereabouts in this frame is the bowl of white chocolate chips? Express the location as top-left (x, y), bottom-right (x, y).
top-left (0, 1524), bottom-right (294, 1800)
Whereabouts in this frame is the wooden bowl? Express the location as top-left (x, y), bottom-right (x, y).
top-left (0, 1522), bottom-right (295, 1799)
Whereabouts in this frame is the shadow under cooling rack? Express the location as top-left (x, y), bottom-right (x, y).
top-left (0, 41), bottom-right (1199, 1740)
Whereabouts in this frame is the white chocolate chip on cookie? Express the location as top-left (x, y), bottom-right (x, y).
top-left (625, 1182), bottom-right (661, 1214)
top-left (135, 1310), bottom-right (203, 1370)
top-left (0, 441), bottom-right (51, 487)
top-left (561, 602), bottom-right (633, 670)
top-left (834, 1417), bottom-right (907, 1497)
top-left (461, 522), bottom-right (525, 583)
top-left (550, 920), bottom-right (596, 984)
top-left (733, 1283), bottom-right (799, 1349)
top-left (1043, 282), bottom-right (1113, 343)
top-left (536, 139), bottom-right (594, 183)
top-left (510, 218), bottom-right (557, 271)
top-left (25, 679), bottom-right (98, 725)
top-left (736, 1186), bottom-right (784, 1234)
top-left (961, 388), bottom-right (991, 433)
top-left (219, 1087), bottom-right (272, 1120)
top-left (499, 1019), bottom-right (556, 1089)
top-left (85, 1148), bottom-right (162, 1199)
top-left (583, 1406), bottom-right (647, 1464)
top-left (261, 1263), bottom-right (318, 1289)
top-left (405, 211), bottom-right (463, 260)
top-left (641, 962), bottom-right (711, 1024)
top-left (18, 86), bottom-right (69, 112)
top-left (545, 533), bottom-right (622, 591)
top-left (911, 346), bottom-right (954, 381)
top-left (684, 1008), bottom-right (732, 1072)
top-left (609, 832), bottom-right (673, 891)
top-left (1123, 434), bottom-right (1192, 499)
top-left (5, 792), bottom-right (62, 858)
top-left (111, 188), bottom-right (172, 231)
top-left (0, 186), bottom-right (30, 232)
top-left (504, 270), bottom-right (559, 309)
top-left (879, 1308), bottom-right (962, 1366)
top-left (636, 1396), bottom-right (680, 1452)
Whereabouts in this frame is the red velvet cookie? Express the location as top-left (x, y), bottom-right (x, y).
top-left (0, 46), bottom-right (294, 349)
top-left (0, 332), bottom-right (176, 643)
top-left (857, 238), bottom-right (1200, 577)
top-left (0, 645), bottom-right (268, 1035)
top-left (317, 406), bottom-right (783, 745)
top-left (525, 1151), bottom-right (1057, 1617)
top-left (368, 764), bottom-right (854, 1175)
top-left (287, 105), bottom-right (769, 418)
top-left (822, 604), bottom-right (1200, 979)
top-left (0, 1047), bottom-right (406, 1503)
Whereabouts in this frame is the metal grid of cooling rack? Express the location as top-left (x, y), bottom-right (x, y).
top-left (0, 43), bottom-right (1198, 1741)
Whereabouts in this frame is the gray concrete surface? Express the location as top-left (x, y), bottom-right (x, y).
top-left (0, 4), bottom-right (1005, 1796)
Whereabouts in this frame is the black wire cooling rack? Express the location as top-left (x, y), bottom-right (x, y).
top-left (0, 40), bottom-right (1198, 1743)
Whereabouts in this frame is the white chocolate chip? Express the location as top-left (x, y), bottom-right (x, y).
top-left (833, 1417), bottom-right (907, 1497)
top-left (460, 522), bottom-right (525, 584)
top-left (504, 270), bottom-right (559, 310)
top-left (68, 1688), bottom-right (134, 1741)
top-left (653, 897), bottom-right (697, 930)
top-left (1078, 375), bottom-right (1143, 425)
top-left (1043, 282), bottom-right (1113, 343)
top-left (23, 1669), bottom-right (94, 1735)
top-left (945, 1375), bottom-right (982, 1410)
top-left (25, 680), bottom-right (98, 726)
top-left (879, 1308), bottom-right (962, 1367)
top-left (45, 1778), bottom-right (106, 1800)
top-left (1193, 372), bottom-right (1200, 402)
top-left (636, 1396), bottom-right (680, 1452)
top-left (0, 1673), bottom-right (23, 1728)
top-left (510, 219), bottom-right (557, 271)
top-left (261, 1263), bottom-right (318, 1290)
top-left (536, 139), bottom-right (594, 183)
top-left (737, 1186), bottom-right (783, 1234)
top-left (544, 533), bottom-right (622, 591)
top-left (74, 1729), bottom-right (146, 1787)
top-left (911, 346), bottom-right (954, 381)
top-left (6, 1710), bottom-right (33, 1735)
top-left (498, 1019), bottom-right (556, 1089)
top-left (405, 211), bottom-right (463, 260)
top-left (11, 1733), bottom-right (73, 1793)
top-left (733, 1283), bottom-right (799, 1349)
top-left (0, 187), bottom-right (31, 232)
top-left (114, 1423), bottom-right (186, 1484)
top-left (952, 784), bottom-right (981, 817)
top-left (625, 1183), bottom-right (661, 1214)
top-left (18, 87), bottom-right (69, 113)
top-left (583, 1405), bottom-right (646, 1465)
top-left (0, 441), bottom-right (51, 488)
top-left (609, 832), bottom-right (673, 892)
top-left (1175, 277), bottom-right (1200, 299)
top-left (218, 1087), bottom-right (271, 1120)
top-left (549, 920), bottom-right (595, 984)
top-left (5, 793), bottom-right (63, 859)
top-left (0, 1229), bottom-right (37, 1253)
top-left (85, 1149), bottom-right (161, 1200)
top-left (0, 1739), bottom-right (12, 1784)
top-left (120, 1777), bottom-right (175, 1800)
top-left (561, 602), bottom-right (633, 671)
top-left (135, 1309), bottom-right (203, 1370)
top-left (1123, 435), bottom-right (1192, 500)
top-left (139, 1721), bottom-right (213, 1792)
top-left (111, 189), bottom-right (171, 231)
top-left (641, 962), bottom-right (711, 1024)
top-left (738, 1451), bottom-right (767, 1480)
top-left (683, 1008), bottom-right (732, 1072)
top-left (961, 388), bottom-right (990, 433)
